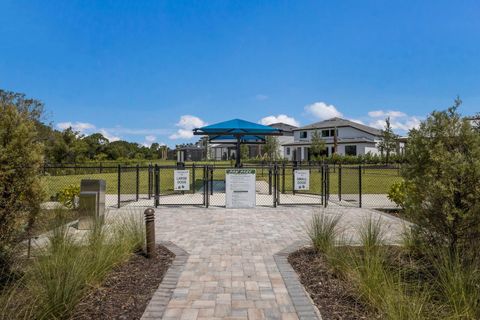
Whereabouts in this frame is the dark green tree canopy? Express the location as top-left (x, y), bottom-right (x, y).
top-left (402, 98), bottom-right (480, 253)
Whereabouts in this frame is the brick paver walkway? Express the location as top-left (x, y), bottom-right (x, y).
top-left (134, 206), bottom-right (405, 320)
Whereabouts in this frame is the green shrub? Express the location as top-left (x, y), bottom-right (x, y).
top-left (57, 184), bottom-right (80, 209)
top-left (387, 180), bottom-right (407, 208)
top-left (0, 93), bottom-right (45, 282)
top-left (402, 99), bottom-right (480, 254)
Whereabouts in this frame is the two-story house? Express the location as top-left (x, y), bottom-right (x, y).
top-left (282, 117), bottom-right (383, 160)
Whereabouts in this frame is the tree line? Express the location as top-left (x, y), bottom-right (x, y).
top-left (1, 89), bottom-right (170, 164)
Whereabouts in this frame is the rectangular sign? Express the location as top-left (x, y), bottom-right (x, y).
top-left (225, 169), bottom-right (256, 208)
top-left (174, 170), bottom-right (190, 191)
top-left (294, 170), bottom-right (310, 191)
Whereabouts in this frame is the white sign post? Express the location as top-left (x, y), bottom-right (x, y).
top-left (225, 169), bottom-right (256, 208)
top-left (294, 170), bottom-right (310, 191)
top-left (174, 170), bottom-right (190, 191)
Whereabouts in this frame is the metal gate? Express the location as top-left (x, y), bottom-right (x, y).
top-left (150, 163), bottom-right (332, 208)
top-left (276, 163), bottom-right (327, 206)
top-left (43, 163), bottom-right (400, 209)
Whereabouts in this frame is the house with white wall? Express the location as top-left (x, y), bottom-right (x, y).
top-left (282, 117), bottom-right (385, 160)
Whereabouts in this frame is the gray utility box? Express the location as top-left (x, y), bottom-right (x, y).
top-left (78, 179), bottom-right (106, 229)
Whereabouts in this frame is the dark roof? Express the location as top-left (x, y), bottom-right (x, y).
top-left (268, 122), bottom-right (298, 132)
top-left (295, 117), bottom-right (382, 136)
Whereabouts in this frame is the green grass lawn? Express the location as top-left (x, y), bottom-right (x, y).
top-left (43, 166), bottom-right (401, 200)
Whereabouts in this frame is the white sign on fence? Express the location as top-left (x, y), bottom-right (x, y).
top-left (294, 170), bottom-right (310, 191)
top-left (225, 169), bottom-right (256, 208)
top-left (174, 170), bottom-right (190, 191)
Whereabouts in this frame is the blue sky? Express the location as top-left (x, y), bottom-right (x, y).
top-left (1, 1), bottom-right (479, 147)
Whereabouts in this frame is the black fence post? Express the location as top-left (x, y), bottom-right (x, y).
top-left (359, 165), bottom-right (362, 208)
top-left (292, 167), bottom-right (296, 195)
top-left (192, 163), bottom-right (196, 194)
top-left (338, 164), bottom-right (342, 202)
top-left (148, 164), bottom-right (152, 199)
top-left (202, 166), bottom-right (206, 206)
top-left (327, 165), bottom-right (330, 202)
top-left (268, 167), bottom-right (272, 195)
top-left (136, 164), bottom-right (140, 201)
top-left (282, 163), bottom-right (285, 194)
top-left (321, 165), bottom-right (324, 206)
top-left (154, 164), bottom-right (159, 207)
top-left (205, 166), bottom-right (210, 208)
top-left (117, 164), bottom-right (121, 208)
top-left (325, 165), bottom-right (329, 208)
top-left (210, 167), bottom-right (213, 196)
top-left (273, 164), bottom-right (277, 207)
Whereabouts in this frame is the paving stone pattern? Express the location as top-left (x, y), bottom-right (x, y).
top-left (133, 206), bottom-right (405, 320)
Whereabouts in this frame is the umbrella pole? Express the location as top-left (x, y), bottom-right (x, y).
top-left (236, 136), bottom-right (241, 168)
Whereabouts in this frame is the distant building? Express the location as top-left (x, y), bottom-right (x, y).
top-left (175, 137), bottom-right (208, 162)
top-left (209, 122), bottom-right (297, 160)
top-left (283, 117), bottom-right (393, 160)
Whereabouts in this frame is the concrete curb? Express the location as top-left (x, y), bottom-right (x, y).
top-left (141, 241), bottom-right (189, 320)
top-left (274, 241), bottom-right (322, 320)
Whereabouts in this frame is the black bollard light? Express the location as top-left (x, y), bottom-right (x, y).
top-left (144, 208), bottom-right (156, 258)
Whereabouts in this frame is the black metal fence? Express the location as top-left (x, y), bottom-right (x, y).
top-left (42, 163), bottom-right (401, 209)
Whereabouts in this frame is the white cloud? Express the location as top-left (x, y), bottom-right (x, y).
top-left (366, 110), bottom-right (421, 132)
top-left (99, 129), bottom-right (120, 142)
top-left (304, 102), bottom-right (343, 120)
top-left (145, 135), bottom-right (156, 143)
top-left (348, 118), bottom-right (365, 125)
top-left (142, 135), bottom-right (157, 147)
top-left (57, 121), bottom-right (95, 133)
top-left (368, 110), bottom-right (407, 119)
top-left (260, 114), bottom-right (300, 127)
top-left (169, 115), bottom-right (206, 140)
top-left (255, 94), bottom-right (269, 101)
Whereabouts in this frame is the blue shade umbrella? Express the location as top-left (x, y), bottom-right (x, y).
top-left (193, 119), bottom-right (283, 167)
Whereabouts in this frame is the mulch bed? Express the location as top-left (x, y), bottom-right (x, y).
top-left (73, 245), bottom-right (174, 320)
top-left (288, 247), bottom-right (380, 320)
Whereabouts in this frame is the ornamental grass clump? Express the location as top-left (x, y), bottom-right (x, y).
top-left (347, 217), bottom-right (428, 320)
top-left (428, 248), bottom-right (480, 320)
top-left (307, 213), bottom-right (342, 254)
top-left (1, 210), bottom-right (145, 319)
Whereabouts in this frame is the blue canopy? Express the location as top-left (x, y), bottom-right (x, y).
top-left (193, 119), bottom-right (282, 136)
top-left (193, 119), bottom-right (282, 167)
top-left (209, 135), bottom-right (266, 144)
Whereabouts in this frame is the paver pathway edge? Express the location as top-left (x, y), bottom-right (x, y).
top-left (131, 206), bottom-right (405, 320)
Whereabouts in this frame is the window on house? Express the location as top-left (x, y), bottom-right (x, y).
top-left (286, 147), bottom-right (290, 155)
top-left (321, 129), bottom-right (337, 137)
top-left (300, 131), bottom-right (307, 139)
top-left (345, 145), bottom-right (357, 156)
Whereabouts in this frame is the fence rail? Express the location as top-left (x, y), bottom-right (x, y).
top-left (42, 163), bottom-right (401, 209)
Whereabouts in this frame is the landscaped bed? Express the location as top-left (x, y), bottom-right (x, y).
top-left (73, 245), bottom-right (174, 320)
top-left (288, 214), bottom-right (480, 320)
top-left (289, 247), bottom-right (378, 320)
top-left (0, 212), bottom-right (174, 320)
